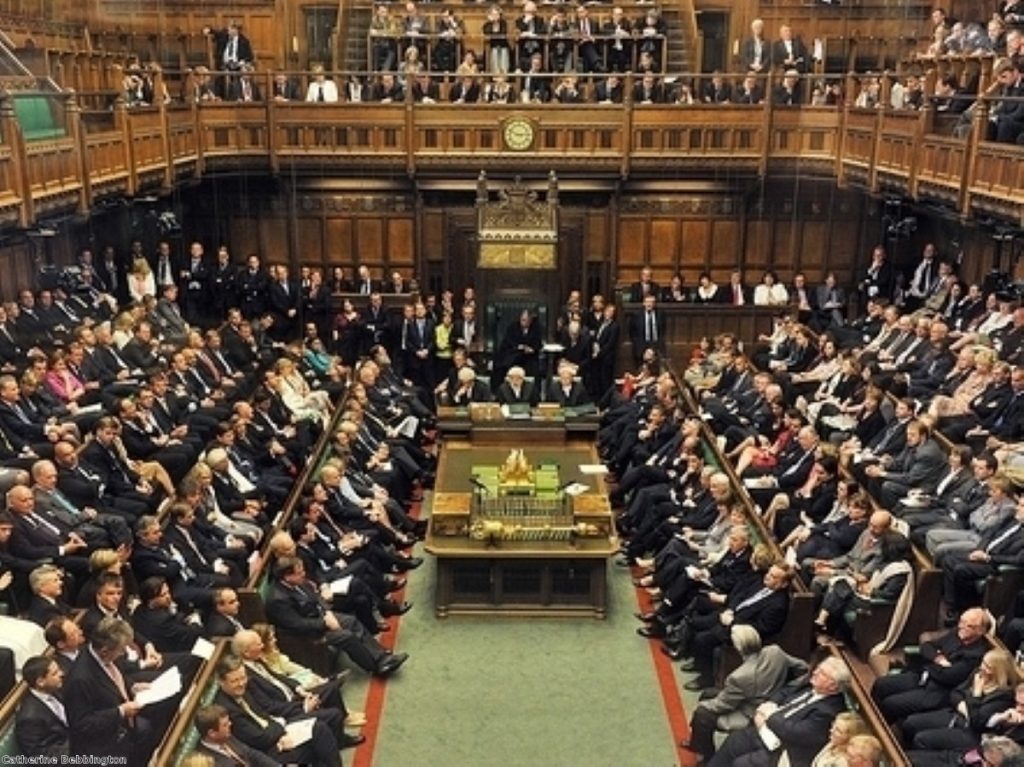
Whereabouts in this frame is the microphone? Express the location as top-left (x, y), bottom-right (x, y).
top-left (469, 477), bottom-right (490, 495)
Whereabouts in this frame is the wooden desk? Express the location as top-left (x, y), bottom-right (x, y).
top-left (425, 440), bottom-right (617, 618)
top-left (436, 407), bottom-right (600, 442)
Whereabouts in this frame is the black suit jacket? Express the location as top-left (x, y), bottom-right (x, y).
top-left (15, 692), bottom-right (69, 758)
top-left (195, 735), bottom-right (278, 767)
top-left (265, 580), bottom-right (328, 636)
top-left (765, 690), bottom-right (846, 766)
top-left (546, 380), bottom-right (590, 408)
top-left (213, 689), bottom-right (287, 753)
top-left (131, 604), bottom-right (204, 653)
top-left (771, 37), bottom-right (809, 72)
top-left (64, 649), bottom-right (133, 759)
top-left (628, 309), bottom-right (666, 353)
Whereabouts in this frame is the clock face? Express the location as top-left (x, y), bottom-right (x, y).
top-left (503, 118), bottom-right (535, 151)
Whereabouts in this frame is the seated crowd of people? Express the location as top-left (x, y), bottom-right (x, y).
top-left (602, 244), bottom-right (1023, 765)
top-left (0, 243), bottom-right (461, 763)
top-left (112, 3), bottom-right (1024, 147)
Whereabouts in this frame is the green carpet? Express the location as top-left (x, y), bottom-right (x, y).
top-left (358, 537), bottom-right (697, 766)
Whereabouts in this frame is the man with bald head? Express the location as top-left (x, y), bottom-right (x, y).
top-left (31, 459), bottom-right (131, 550)
top-left (872, 606), bottom-right (990, 723)
top-left (6, 483), bottom-right (91, 581)
top-left (808, 510), bottom-right (891, 596)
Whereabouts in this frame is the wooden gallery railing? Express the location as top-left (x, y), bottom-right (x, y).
top-left (0, 69), bottom-right (1022, 231)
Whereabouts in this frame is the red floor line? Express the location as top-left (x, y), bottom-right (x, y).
top-left (633, 581), bottom-right (698, 767)
top-left (352, 497), bottom-right (423, 767)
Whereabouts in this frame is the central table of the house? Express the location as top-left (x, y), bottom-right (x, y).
top-left (424, 405), bottom-right (618, 618)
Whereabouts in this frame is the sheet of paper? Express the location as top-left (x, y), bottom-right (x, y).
top-left (284, 718), bottom-right (316, 746)
top-left (135, 666), bottom-right (182, 707)
top-left (563, 482), bottom-right (589, 497)
top-left (191, 637), bottom-right (215, 660)
top-left (330, 576), bottom-right (353, 596)
top-left (579, 464), bottom-right (609, 475)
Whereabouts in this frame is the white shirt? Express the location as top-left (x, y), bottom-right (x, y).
top-left (305, 79), bottom-right (339, 103)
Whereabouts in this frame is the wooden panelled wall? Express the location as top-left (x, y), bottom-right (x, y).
top-left (0, 175), bottom-right (1006, 304)
top-left (614, 182), bottom-right (869, 289)
top-left (186, 182), bottom-right (416, 274)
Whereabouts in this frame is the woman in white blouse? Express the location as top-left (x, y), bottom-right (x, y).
top-left (754, 270), bottom-right (790, 306)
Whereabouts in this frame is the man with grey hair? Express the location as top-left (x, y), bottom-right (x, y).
top-left (231, 629), bottom-right (365, 748)
top-left (683, 626), bottom-right (808, 760)
top-left (708, 655), bottom-right (849, 767)
top-left (63, 616), bottom-right (158, 763)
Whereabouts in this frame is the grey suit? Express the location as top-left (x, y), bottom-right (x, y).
top-left (698, 645), bottom-right (808, 730)
top-left (876, 437), bottom-right (948, 508)
top-left (811, 528), bottom-right (884, 595)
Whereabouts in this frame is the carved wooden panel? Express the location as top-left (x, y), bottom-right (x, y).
top-left (234, 215), bottom-right (261, 261)
top-left (682, 219), bottom-right (711, 275)
top-left (712, 220), bottom-right (740, 275)
top-left (585, 212), bottom-right (607, 263)
top-left (260, 215), bottom-right (287, 264)
top-left (356, 218), bottom-right (383, 266)
top-left (771, 219), bottom-right (797, 280)
top-left (800, 221), bottom-right (829, 281)
top-left (744, 220), bottom-right (772, 274)
top-left (388, 218), bottom-right (415, 266)
top-left (296, 217), bottom-right (323, 269)
top-left (617, 219), bottom-right (647, 267)
top-left (422, 211), bottom-right (445, 262)
top-left (650, 219), bottom-right (680, 278)
top-left (326, 218), bottom-right (353, 266)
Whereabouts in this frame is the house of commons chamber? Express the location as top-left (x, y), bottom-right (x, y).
top-left (0, 0), bottom-right (1022, 765)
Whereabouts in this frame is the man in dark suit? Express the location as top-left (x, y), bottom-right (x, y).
top-left (5, 483), bottom-right (90, 580)
top-left (232, 629), bottom-right (364, 748)
top-left (942, 497), bottom-right (1024, 611)
top-left (628, 294), bottom-right (666, 367)
top-left (547, 364), bottom-right (591, 407)
top-left (354, 264), bottom-right (381, 296)
top-left (15, 655), bottom-right (69, 758)
top-left (26, 564), bottom-right (73, 627)
top-left (97, 245), bottom-right (127, 305)
top-left (267, 265), bottom-right (300, 342)
top-left (864, 419), bottom-right (948, 509)
top-left (639, 525), bottom-right (753, 635)
top-left (707, 656), bottom-right (850, 767)
top-left (64, 617), bottom-right (159, 763)
top-left (32, 457), bottom-right (133, 548)
top-left (740, 18), bottom-right (770, 73)
top-left (194, 703), bottom-right (278, 767)
top-left (684, 626), bottom-right (808, 760)
top-left (208, 21), bottom-right (254, 67)
top-left (79, 417), bottom-right (160, 512)
top-left (771, 23), bottom-right (808, 73)
top-left (206, 586), bottom-right (247, 638)
top-left (682, 563), bottom-right (794, 687)
top-left (132, 575), bottom-right (205, 653)
top-left (494, 309), bottom-right (543, 384)
top-left (495, 365), bottom-right (539, 407)
top-left (589, 303), bottom-right (620, 399)
top-left (871, 606), bottom-right (990, 723)
top-left (212, 655), bottom-right (342, 767)
top-left (265, 556), bottom-right (408, 677)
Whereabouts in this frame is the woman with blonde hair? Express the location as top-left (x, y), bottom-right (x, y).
top-left (252, 622), bottom-right (368, 727)
top-left (127, 257), bottom-right (156, 303)
top-left (902, 648), bottom-right (1020, 753)
top-left (803, 711), bottom-right (868, 767)
top-left (928, 347), bottom-right (996, 420)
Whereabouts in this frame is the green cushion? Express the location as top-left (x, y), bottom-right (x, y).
top-left (0, 718), bottom-right (18, 757)
top-left (171, 680), bottom-right (219, 767)
top-left (13, 96), bottom-right (64, 141)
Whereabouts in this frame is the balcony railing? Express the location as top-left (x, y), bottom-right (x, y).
top-left (0, 68), bottom-right (1021, 228)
